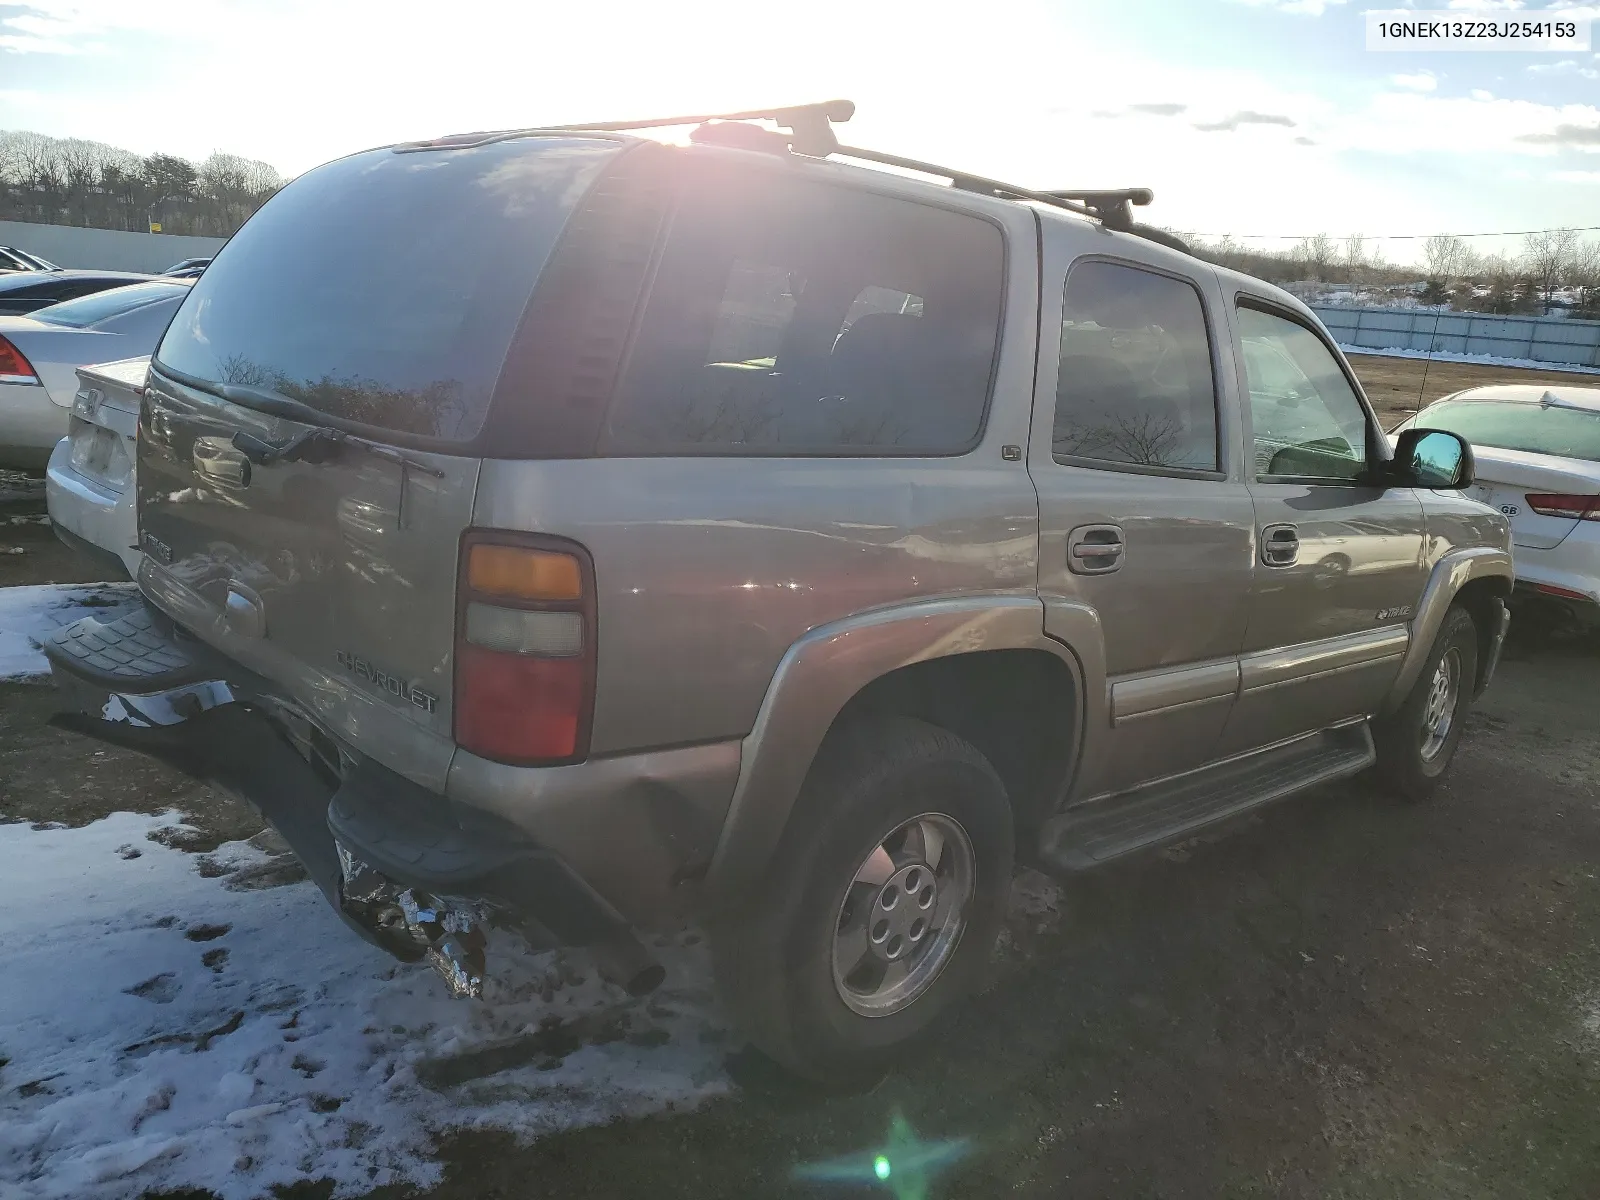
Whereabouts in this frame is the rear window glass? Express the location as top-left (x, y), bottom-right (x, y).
top-left (1414, 398), bottom-right (1600, 462)
top-left (601, 171), bottom-right (1004, 455)
top-left (34, 281), bottom-right (188, 328)
top-left (154, 137), bottom-right (619, 441)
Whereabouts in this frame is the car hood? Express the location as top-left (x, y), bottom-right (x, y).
top-left (0, 319), bottom-right (142, 408)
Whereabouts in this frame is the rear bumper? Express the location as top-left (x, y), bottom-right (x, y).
top-left (45, 435), bottom-right (140, 578)
top-left (44, 601), bottom-right (670, 995)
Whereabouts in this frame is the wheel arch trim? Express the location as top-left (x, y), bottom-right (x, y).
top-left (1383, 547), bottom-right (1512, 712)
top-left (704, 594), bottom-right (1083, 904)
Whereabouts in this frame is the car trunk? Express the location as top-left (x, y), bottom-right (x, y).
top-left (135, 133), bottom-right (626, 791)
top-left (1467, 446), bottom-right (1600, 550)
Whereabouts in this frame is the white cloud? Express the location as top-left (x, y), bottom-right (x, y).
top-left (1527, 59), bottom-right (1600, 79)
top-left (1391, 72), bottom-right (1438, 92)
top-left (1471, 89), bottom-right (1496, 101)
top-left (1552, 170), bottom-right (1600, 183)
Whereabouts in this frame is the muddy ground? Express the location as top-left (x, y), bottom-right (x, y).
top-left (4, 353), bottom-right (1600, 1198)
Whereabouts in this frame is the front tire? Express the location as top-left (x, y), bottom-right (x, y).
top-left (1372, 605), bottom-right (1478, 802)
top-left (710, 717), bottom-right (1013, 1084)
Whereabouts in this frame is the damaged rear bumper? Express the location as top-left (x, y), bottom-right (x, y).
top-left (44, 602), bottom-right (665, 998)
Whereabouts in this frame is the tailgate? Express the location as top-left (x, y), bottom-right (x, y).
top-left (137, 375), bottom-right (479, 788)
top-left (135, 133), bottom-right (624, 789)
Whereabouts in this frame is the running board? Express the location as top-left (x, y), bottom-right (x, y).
top-left (1038, 724), bottom-right (1375, 871)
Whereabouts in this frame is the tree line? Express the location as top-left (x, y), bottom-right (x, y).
top-left (0, 129), bottom-right (283, 239)
top-left (1187, 228), bottom-right (1600, 319)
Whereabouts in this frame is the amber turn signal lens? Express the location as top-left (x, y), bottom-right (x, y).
top-left (466, 544), bottom-right (583, 601)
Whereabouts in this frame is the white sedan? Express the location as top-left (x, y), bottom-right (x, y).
top-left (1392, 384), bottom-right (1600, 626)
top-left (0, 278), bottom-right (192, 471)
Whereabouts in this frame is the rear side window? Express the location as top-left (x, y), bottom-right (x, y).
top-left (1054, 261), bottom-right (1219, 472)
top-left (154, 137), bottom-right (620, 441)
top-left (1413, 398), bottom-right (1600, 462)
top-left (601, 172), bottom-right (1004, 455)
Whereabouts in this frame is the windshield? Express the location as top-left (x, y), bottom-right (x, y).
top-left (154, 136), bottom-right (619, 442)
top-left (1412, 397), bottom-right (1600, 463)
top-left (33, 281), bottom-right (188, 328)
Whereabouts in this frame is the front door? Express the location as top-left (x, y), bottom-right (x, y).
top-left (1032, 249), bottom-right (1257, 796)
top-left (1221, 298), bottom-right (1427, 754)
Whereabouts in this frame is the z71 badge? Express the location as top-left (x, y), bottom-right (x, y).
top-left (336, 649), bottom-right (439, 713)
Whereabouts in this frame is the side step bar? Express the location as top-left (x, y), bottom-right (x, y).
top-left (1039, 724), bottom-right (1375, 871)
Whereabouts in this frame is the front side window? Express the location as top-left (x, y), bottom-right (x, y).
top-left (1237, 305), bottom-right (1372, 481)
top-left (1054, 261), bottom-right (1219, 472)
top-left (602, 171), bottom-right (1003, 455)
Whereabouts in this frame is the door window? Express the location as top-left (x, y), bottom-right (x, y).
top-left (602, 172), bottom-right (1003, 455)
top-left (1054, 261), bottom-right (1219, 472)
top-left (1237, 305), bottom-right (1372, 481)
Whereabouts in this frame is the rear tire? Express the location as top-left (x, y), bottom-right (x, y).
top-left (1372, 605), bottom-right (1478, 802)
top-left (710, 717), bottom-right (1013, 1084)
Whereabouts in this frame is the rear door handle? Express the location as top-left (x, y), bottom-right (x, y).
top-left (1068, 524), bottom-right (1124, 575)
top-left (1261, 523), bottom-right (1299, 567)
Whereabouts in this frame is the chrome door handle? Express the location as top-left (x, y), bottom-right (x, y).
top-left (1068, 524), bottom-right (1124, 575)
top-left (1261, 524), bottom-right (1299, 567)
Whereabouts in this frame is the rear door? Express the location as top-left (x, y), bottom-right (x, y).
top-left (1222, 299), bottom-right (1425, 754)
top-left (1030, 242), bottom-right (1256, 796)
top-left (138, 135), bottom-right (622, 790)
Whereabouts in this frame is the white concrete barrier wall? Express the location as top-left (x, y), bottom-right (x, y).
top-left (1311, 304), bottom-right (1600, 370)
top-left (0, 220), bottom-right (225, 274)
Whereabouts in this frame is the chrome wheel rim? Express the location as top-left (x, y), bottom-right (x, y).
top-left (1420, 647), bottom-right (1461, 762)
top-left (831, 812), bottom-right (975, 1018)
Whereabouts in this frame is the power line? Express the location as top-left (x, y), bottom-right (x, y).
top-left (1185, 224), bottom-right (1600, 241)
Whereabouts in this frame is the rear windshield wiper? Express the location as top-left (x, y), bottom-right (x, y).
top-left (220, 384), bottom-right (444, 480)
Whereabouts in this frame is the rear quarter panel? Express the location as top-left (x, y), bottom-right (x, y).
top-left (471, 198), bottom-right (1044, 757)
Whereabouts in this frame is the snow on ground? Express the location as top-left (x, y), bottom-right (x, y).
top-left (1341, 345), bottom-right (1600, 376)
top-left (0, 813), bottom-right (729, 1199)
top-left (0, 583), bottom-right (142, 679)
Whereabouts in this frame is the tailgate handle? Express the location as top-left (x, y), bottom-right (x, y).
top-left (192, 437), bottom-right (252, 488)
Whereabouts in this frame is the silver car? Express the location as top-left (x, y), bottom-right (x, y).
top-left (0, 279), bottom-right (191, 470)
top-left (45, 104), bottom-right (1513, 1083)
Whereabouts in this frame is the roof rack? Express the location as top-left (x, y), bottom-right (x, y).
top-left (545, 101), bottom-right (1181, 244)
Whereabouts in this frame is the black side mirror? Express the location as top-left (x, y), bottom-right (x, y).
top-left (1392, 428), bottom-right (1474, 489)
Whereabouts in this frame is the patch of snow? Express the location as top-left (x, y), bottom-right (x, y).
top-left (0, 583), bottom-right (142, 680)
top-left (0, 812), bottom-right (730, 1199)
top-left (0, 471), bottom-right (46, 505)
top-left (1341, 345), bottom-right (1600, 376)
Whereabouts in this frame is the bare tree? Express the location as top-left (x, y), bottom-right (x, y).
top-left (1343, 233), bottom-right (1367, 295)
top-left (1423, 234), bottom-right (1469, 282)
top-left (1295, 233), bottom-right (1336, 281)
top-left (1522, 229), bottom-right (1579, 315)
top-left (1570, 237), bottom-right (1600, 319)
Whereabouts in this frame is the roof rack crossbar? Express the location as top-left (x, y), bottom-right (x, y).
top-left (551, 100), bottom-right (855, 157)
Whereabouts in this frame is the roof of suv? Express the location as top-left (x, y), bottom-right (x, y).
top-left (389, 104), bottom-right (1325, 329)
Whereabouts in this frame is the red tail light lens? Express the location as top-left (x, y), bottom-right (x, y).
top-left (453, 535), bottom-right (594, 765)
top-left (1525, 493), bottom-right (1600, 521)
top-left (0, 335), bottom-right (38, 384)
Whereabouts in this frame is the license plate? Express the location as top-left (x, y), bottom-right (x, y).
top-left (69, 426), bottom-right (117, 483)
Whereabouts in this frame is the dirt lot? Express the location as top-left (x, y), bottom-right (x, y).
top-left (4, 354), bottom-right (1600, 1199)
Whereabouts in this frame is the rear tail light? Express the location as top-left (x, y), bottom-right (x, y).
top-left (453, 534), bottom-right (594, 764)
top-left (0, 335), bottom-right (38, 384)
top-left (1524, 493), bottom-right (1600, 521)
top-left (1534, 583), bottom-right (1595, 603)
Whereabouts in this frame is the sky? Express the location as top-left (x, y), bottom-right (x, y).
top-left (0, 0), bottom-right (1597, 262)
